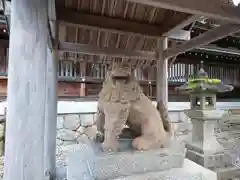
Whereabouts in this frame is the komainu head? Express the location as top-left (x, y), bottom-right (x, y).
top-left (106, 62), bottom-right (132, 84)
top-left (99, 62), bottom-right (142, 102)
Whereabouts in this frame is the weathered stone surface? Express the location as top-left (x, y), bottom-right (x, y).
top-left (96, 63), bottom-right (171, 151)
top-left (80, 114), bottom-right (95, 127)
top-left (84, 126), bottom-right (97, 140)
top-left (76, 134), bottom-right (90, 144)
top-left (92, 150), bottom-right (184, 180)
top-left (57, 144), bottom-right (92, 168)
top-left (113, 169), bottom-right (203, 180)
top-left (56, 139), bottom-right (63, 146)
top-left (76, 126), bottom-right (85, 134)
top-left (57, 129), bottom-right (79, 141)
top-left (186, 148), bottom-right (233, 169)
top-left (172, 122), bottom-right (192, 136)
top-left (67, 139), bottom-right (186, 180)
top-left (175, 134), bottom-right (191, 142)
top-left (62, 140), bottom-right (76, 146)
top-left (67, 145), bottom-right (95, 180)
top-left (57, 116), bottom-right (64, 130)
top-left (63, 114), bottom-right (81, 130)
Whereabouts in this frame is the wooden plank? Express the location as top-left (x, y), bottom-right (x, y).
top-left (47, 21), bottom-right (54, 50)
top-left (56, 7), bottom-right (192, 37)
top-left (126, 0), bottom-right (240, 23)
top-left (58, 41), bottom-right (158, 60)
top-left (47, 0), bottom-right (57, 51)
top-left (44, 0), bottom-right (58, 178)
top-left (164, 24), bottom-right (240, 58)
top-left (163, 15), bottom-right (201, 37)
top-left (4, 0), bottom-right (48, 180)
top-left (44, 47), bottom-right (58, 179)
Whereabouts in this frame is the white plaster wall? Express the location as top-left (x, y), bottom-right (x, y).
top-left (0, 101), bottom-right (239, 115)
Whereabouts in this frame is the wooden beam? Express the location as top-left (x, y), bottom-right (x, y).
top-left (56, 7), bottom-right (191, 37)
top-left (47, 0), bottom-right (57, 51)
top-left (58, 42), bottom-right (158, 60)
top-left (126, 0), bottom-right (240, 23)
top-left (164, 24), bottom-right (240, 58)
top-left (163, 15), bottom-right (201, 37)
top-left (44, 46), bottom-right (58, 180)
top-left (45, 0), bottom-right (58, 179)
top-left (47, 21), bottom-right (54, 50)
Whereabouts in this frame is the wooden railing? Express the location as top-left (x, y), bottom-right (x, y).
top-left (0, 58), bottom-right (239, 86)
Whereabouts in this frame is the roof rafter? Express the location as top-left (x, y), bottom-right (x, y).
top-left (164, 23), bottom-right (240, 58)
top-left (58, 42), bottom-right (158, 60)
top-left (56, 7), bottom-right (192, 37)
top-left (163, 15), bottom-right (201, 37)
top-left (126, 0), bottom-right (240, 23)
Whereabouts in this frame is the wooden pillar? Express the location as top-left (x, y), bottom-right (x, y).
top-left (156, 37), bottom-right (168, 107)
top-left (44, 0), bottom-right (58, 177)
top-left (4, 0), bottom-right (48, 180)
top-left (44, 48), bottom-right (58, 179)
top-left (79, 62), bottom-right (86, 97)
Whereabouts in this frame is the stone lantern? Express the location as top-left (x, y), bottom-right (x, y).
top-left (176, 67), bottom-right (235, 174)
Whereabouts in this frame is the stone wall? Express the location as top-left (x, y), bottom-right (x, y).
top-left (0, 111), bottom-right (192, 176)
top-left (57, 114), bottom-right (97, 146)
top-left (56, 111), bottom-right (192, 147)
top-left (55, 111), bottom-right (193, 171)
top-left (55, 111), bottom-right (192, 169)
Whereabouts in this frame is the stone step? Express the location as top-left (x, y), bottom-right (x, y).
top-left (113, 168), bottom-right (204, 180)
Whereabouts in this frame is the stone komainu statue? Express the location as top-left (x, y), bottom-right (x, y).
top-left (95, 63), bottom-right (171, 151)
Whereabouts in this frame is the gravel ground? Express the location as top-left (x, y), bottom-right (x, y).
top-left (0, 144), bottom-right (82, 180)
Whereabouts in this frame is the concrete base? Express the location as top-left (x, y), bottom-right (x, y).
top-left (186, 144), bottom-right (240, 180)
top-left (67, 139), bottom-right (186, 180)
top-left (67, 157), bottom-right (213, 180)
top-left (186, 145), bottom-right (232, 169)
top-left (113, 168), bottom-right (203, 180)
top-left (215, 166), bottom-right (240, 180)
top-left (114, 159), bottom-right (240, 180)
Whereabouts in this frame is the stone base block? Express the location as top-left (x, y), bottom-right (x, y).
top-left (93, 148), bottom-right (184, 180)
top-left (113, 168), bottom-right (204, 180)
top-left (186, 148), bottom-right (240, 180)
top-left (67, 139), bottom-right (185, 180)
top-left (186, 143), bottom-right (233, 169)
top-left (215, 166), bottom-right (240, 180)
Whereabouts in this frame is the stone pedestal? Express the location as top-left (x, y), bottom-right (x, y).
top-left (185, 109), bottom-right (240, 179)
top-left (67, 139), bottom-right (206, 180)
top-left (185, 109), bottom-right (232, 168)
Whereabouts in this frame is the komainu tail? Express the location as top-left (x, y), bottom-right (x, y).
top-left (156, 101), bottom-right (171, 132)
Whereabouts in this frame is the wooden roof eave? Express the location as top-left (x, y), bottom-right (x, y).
top-left (125, 0), bottom-right (240, 23)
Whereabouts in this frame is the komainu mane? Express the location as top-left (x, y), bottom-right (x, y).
top-left (96, 63), bottom-right (171, 151)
